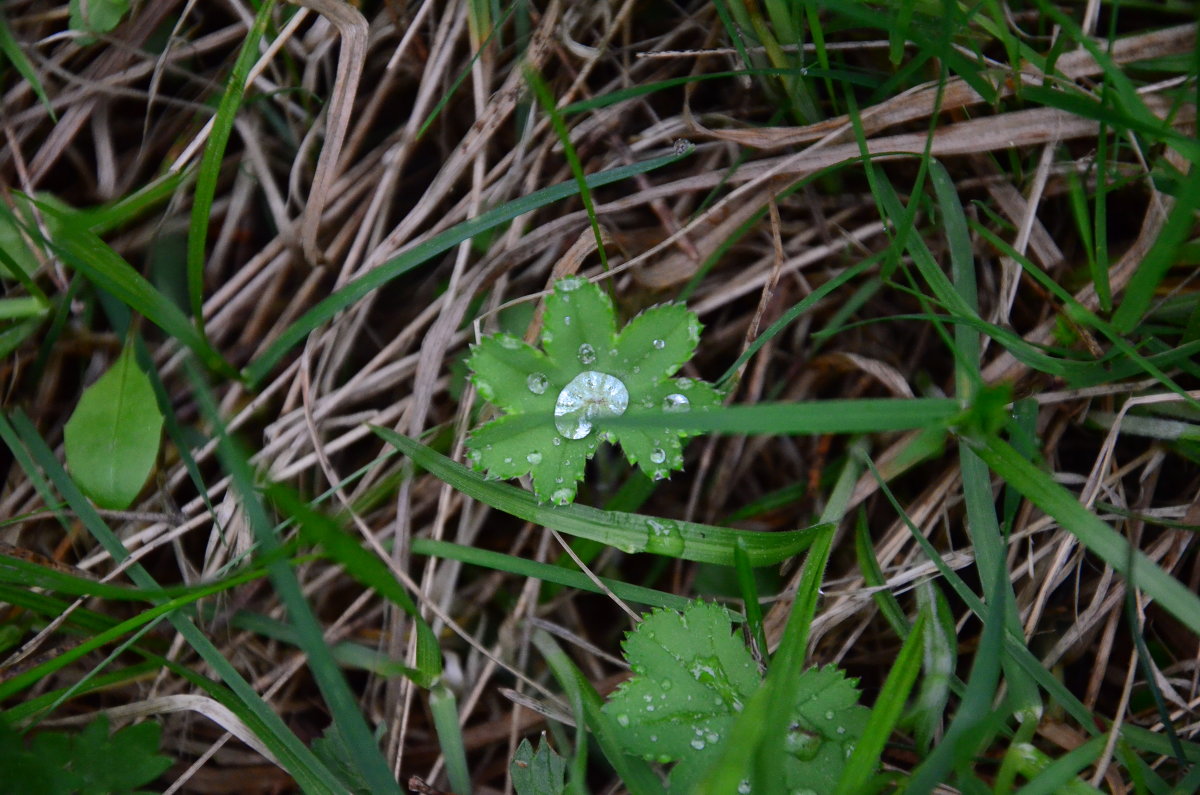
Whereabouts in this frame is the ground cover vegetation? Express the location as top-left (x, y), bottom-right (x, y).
top-left (1, 0), bottom-right (1198, 792)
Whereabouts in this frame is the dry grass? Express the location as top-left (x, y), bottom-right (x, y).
top-left (2, 1), bottom-right (1198, 792)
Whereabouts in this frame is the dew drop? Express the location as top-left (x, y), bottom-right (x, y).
top-left (645, 518), bottom-right (684, 556)
top-left (738, 781), bottom-right (752, 795)
top-left (650, 448), bottom-right (666, 464)
top-left (526, 452), bottom-right (542, 465)
top-left (652, 469), bottom-right (669, 481)
top-left (497, 335), bottom-right (521, 349)
top-left (690, 738), bottom-right (706, 750)
top-left (616, 713), bottom-right (630, 727)
top-left (558, 276), bottom-right (585, 291)
top-left (577, 343), bottom-right (596, 365)
top-left (825, 710), bottom-right (835, 720)
top-left (526, 372), bottom-right (548, 394)
top-left (652, 338), bottom-right (665, 349)
top-left (542, 330), bottom-right (554, 343)
top-left (503, 457), bottom-right (513, 464)
top-left (552, 437), bottom-right (562, 446)
top-left (554, 370), bottom-right (629, 439)
top-left (550, 488), bottom-right (572, 505)
top-left (663, 393), bottom-right (690, 412)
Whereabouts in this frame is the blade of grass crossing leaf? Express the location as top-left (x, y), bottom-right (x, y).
top-left (429, 685), bottom-right (471, 795)
top-left (188, 0), bottom-right (278, 342)
top-left (246, 147), bottom-right (690, 387)
top-left (1, 411), bottom-right (341, 792)
top-left (532, 631), bottom-right (662, 795)
top-left (525, 66), bottom-right (608, 270)
top-left (375, 427), bottom-right (819, 566)
top-left (836, 612), bottom-right (926, 795)
top-left (733, 539), bottom-right (768, 658)
top-left (186, 363), bottom-right (401, 794)
top-left (972, 434), bottom-right (1200, 638)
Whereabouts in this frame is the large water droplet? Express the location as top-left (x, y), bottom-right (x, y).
top-left (526, 452), bottom-right (542, 465)
top-left (652, 338), bottom-right (665, 349)
top-left (786, 727), bottom-right (821, 761)
top-left (646, 518), bottom-right (684, 556)
top-left (650, 448), bottom-right (666, 464)
top-left (553, 370), bottom-right (628, 439)
top-left (577, 343), bottom-right (596, 365)
top-left (663, 393), bottom-right (690, 412)
top-left (526, 372), bottom-right (548, 394)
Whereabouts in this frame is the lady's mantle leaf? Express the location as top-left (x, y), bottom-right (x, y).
top-left (465, 277), bottom-right (722, 502)
top-left (510, 736), bottom-right (567, 795)
top-left (601, 602), bottom-right (870, 794)
top-left (63, 345), bottom-right (164, 509)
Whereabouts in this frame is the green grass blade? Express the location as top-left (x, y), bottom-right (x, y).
top-left (375, 427), bottom-right (820, 566)
top-left (429, 685), bottom-right (471, 795)
top-left (0, 411), bottom-right (341, 791)
top-left (245, 147), bottom-right (690, 387)
top-left (835, 612), bottom-right (926, 794)
top-left (39, 202), bottom-right (234, 377)
top-left (187, 0), bottom-right (278, 342)
top-left (0, 12), bottom-right (55, 121)
top-left (411, 538), bottom-right (702, 613)
top-left (187, 363), bottom-right (401, 794)
top-left (607, 397), bottom-right (960, 436)
top-left (972, 433), bottom-right (1200, 638)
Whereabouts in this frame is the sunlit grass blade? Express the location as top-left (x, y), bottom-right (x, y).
top-left (375, 427), bottom-right (820, 566)
top-left (245, 147), bottom-right (690, 387)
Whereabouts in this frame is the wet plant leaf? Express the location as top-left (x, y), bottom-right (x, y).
top-left (466, 277), bottom-right (721, 503)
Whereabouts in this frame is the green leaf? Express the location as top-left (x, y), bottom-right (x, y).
top-left (511, 737), bottom-right (568, 795)
top-left (68, 0), bottom-right (130, 37)
top-left (601, 602), bottom-right (869, 794)
top-left (63, 345), bottom-right (163, 509)
top-left (9, 714), bottom-right (173, 793)
top-left (466, 277), bottom-right (722, 502)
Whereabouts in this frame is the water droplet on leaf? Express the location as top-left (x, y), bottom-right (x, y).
top-left (526, 452), bottom-right (542, 465)
top-left (663, 393), bottom-right (690, 412)
top-left (558, 276), bottom-right (584, 291)
top-left (650, 448), bottom-right (666, 464)
top-left (554, 370), bottom-right (628, 439)
top-left (550, 488), bottom-right (572, 505)
top-left (526, 372), bottom-right (548, 394)
top-left (652, 338), bottom-right (665, 349)
top-left (577, 343), bottom-right (596, 365)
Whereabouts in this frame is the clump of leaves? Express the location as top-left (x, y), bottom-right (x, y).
top-left (465, 277), bottom-right (721, 505)
top-left (0, 714), bottom-right (172, 793)
top-left (601, 602), bottom-right (870, 793)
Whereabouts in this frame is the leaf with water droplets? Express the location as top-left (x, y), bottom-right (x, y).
top-left (467, 334), bottom-right (556, 413)
top-left (601, 602), bottom-right (870, 794)
top-left (542, 278), bottom-right (617, 374)
top-left (614, 303), bottom-right (701, 395)
top-left (464, 277), bottom-right (721, 504)
top-left (602, 602), bottom-right (757, 776)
